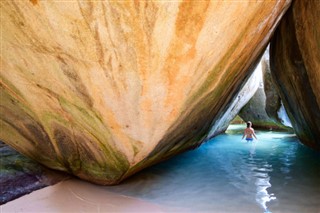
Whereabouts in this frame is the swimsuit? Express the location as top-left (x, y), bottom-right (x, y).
top-left (246, 138), bottom-right (253, 142)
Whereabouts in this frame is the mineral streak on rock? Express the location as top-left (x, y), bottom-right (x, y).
top-left (270, 0), bottom-right (320, 151)
top-left (29, 0), bottom-right (38, 6)
top-left (0, 1), bottom-right (291, 184)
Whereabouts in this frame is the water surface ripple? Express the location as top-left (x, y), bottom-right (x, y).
top-left (96, 125), bottom-right (320, 212)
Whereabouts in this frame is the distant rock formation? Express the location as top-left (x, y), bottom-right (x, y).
top-left (207, 58), bottom-right (262, 138)
top-left (239, 49), bottom-right (293, 130)
top-left (0, 1), bottom-right (291, 184)
top-left (270, 0), bottom-right (320, 150)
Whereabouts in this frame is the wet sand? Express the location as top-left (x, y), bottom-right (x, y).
top-left (1, 179), bottom-right (170, 213)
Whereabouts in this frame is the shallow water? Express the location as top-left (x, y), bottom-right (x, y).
top-left (3, 124), bottom-right (319, 213)
top-left (105, 124), bottom-right (320, 213)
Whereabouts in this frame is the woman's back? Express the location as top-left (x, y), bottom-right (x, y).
top-left (244, 128), bottom-right (254, 139)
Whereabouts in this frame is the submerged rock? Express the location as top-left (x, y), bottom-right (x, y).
top-left (270, 0), bottom-right (320, 150)
top-left (0, 1), bottom-right (290, 184)
top-left (239, 49), bottom-right (293, 130)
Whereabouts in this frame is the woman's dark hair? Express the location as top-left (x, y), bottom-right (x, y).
top-left (247, 121), bottom-right (252, 128)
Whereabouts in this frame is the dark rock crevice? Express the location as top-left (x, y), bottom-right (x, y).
top-left (270, 0), bottom-right (320, 150)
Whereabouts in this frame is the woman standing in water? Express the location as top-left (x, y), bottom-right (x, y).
top-left (242, 121), bottom-right (258, 142)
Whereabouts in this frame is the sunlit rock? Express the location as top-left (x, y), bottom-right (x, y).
top-left (239, 49), bottom-right (292, 130)
top-left (207, 60), bottom-right (262, 138)
top-left (0, 1), bottom-right (290, 184)
top-left (270, 0), bottom-right (320, 150)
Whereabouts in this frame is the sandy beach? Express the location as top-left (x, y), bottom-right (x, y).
top-left (1, 179), bottom-right (168, 213)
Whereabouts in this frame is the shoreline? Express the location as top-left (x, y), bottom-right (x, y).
top-left (0, 141), bottom-right (69, 205)
top-left (1, 178), bottom-right (173, 213)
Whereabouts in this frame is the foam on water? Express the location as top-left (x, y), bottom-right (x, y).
top-left (104, 124), bottom-right (320, 213)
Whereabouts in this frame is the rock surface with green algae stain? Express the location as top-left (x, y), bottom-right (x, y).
top-left (0, 1), bottom-right (290, 184)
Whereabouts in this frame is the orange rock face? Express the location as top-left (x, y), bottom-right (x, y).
top-left (270, 0), bottom-right (320, 151)
top-left (0, 1), bottom-right (290, 184)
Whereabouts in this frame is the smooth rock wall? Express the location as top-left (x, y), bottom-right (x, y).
top-left (270, 0), bottom-right (320, 150)
top-left (0, 1), bottom-right (290, 184)
top-left (207, 57), bottom-right (262, 138)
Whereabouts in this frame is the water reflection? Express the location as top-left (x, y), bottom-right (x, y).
top-left (249, 141), bottom-right (256, 157)
top-left (2, 125), bottom-right (319, 213)
top-left (61, 126), bottom-right (319, 213)
top-left (252, 135), bottom-right (299, 213)
top-left (248, 142), bottom-right (276, 213)
top-left (278, 141), bottom-right (298, 184)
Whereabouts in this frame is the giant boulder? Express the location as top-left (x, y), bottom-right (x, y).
top-left (270, 0), bottom-right (320, 150)
top-left (0, 1), bottom-right (290, 184)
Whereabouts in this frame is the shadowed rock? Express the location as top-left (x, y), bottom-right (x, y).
top-left (0, 141), bottom-right (68, 204)
top-left (0, 1), bottom-right (290, 184)
top-left (239, 49), bottom-right (293, 131)
top-left (207, 57), bottom-right (263, 138)
top-left (270, 0), bottom-right (320, 150)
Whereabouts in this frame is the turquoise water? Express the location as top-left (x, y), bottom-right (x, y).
top-left (107, 124), bottom-right (320, 213)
